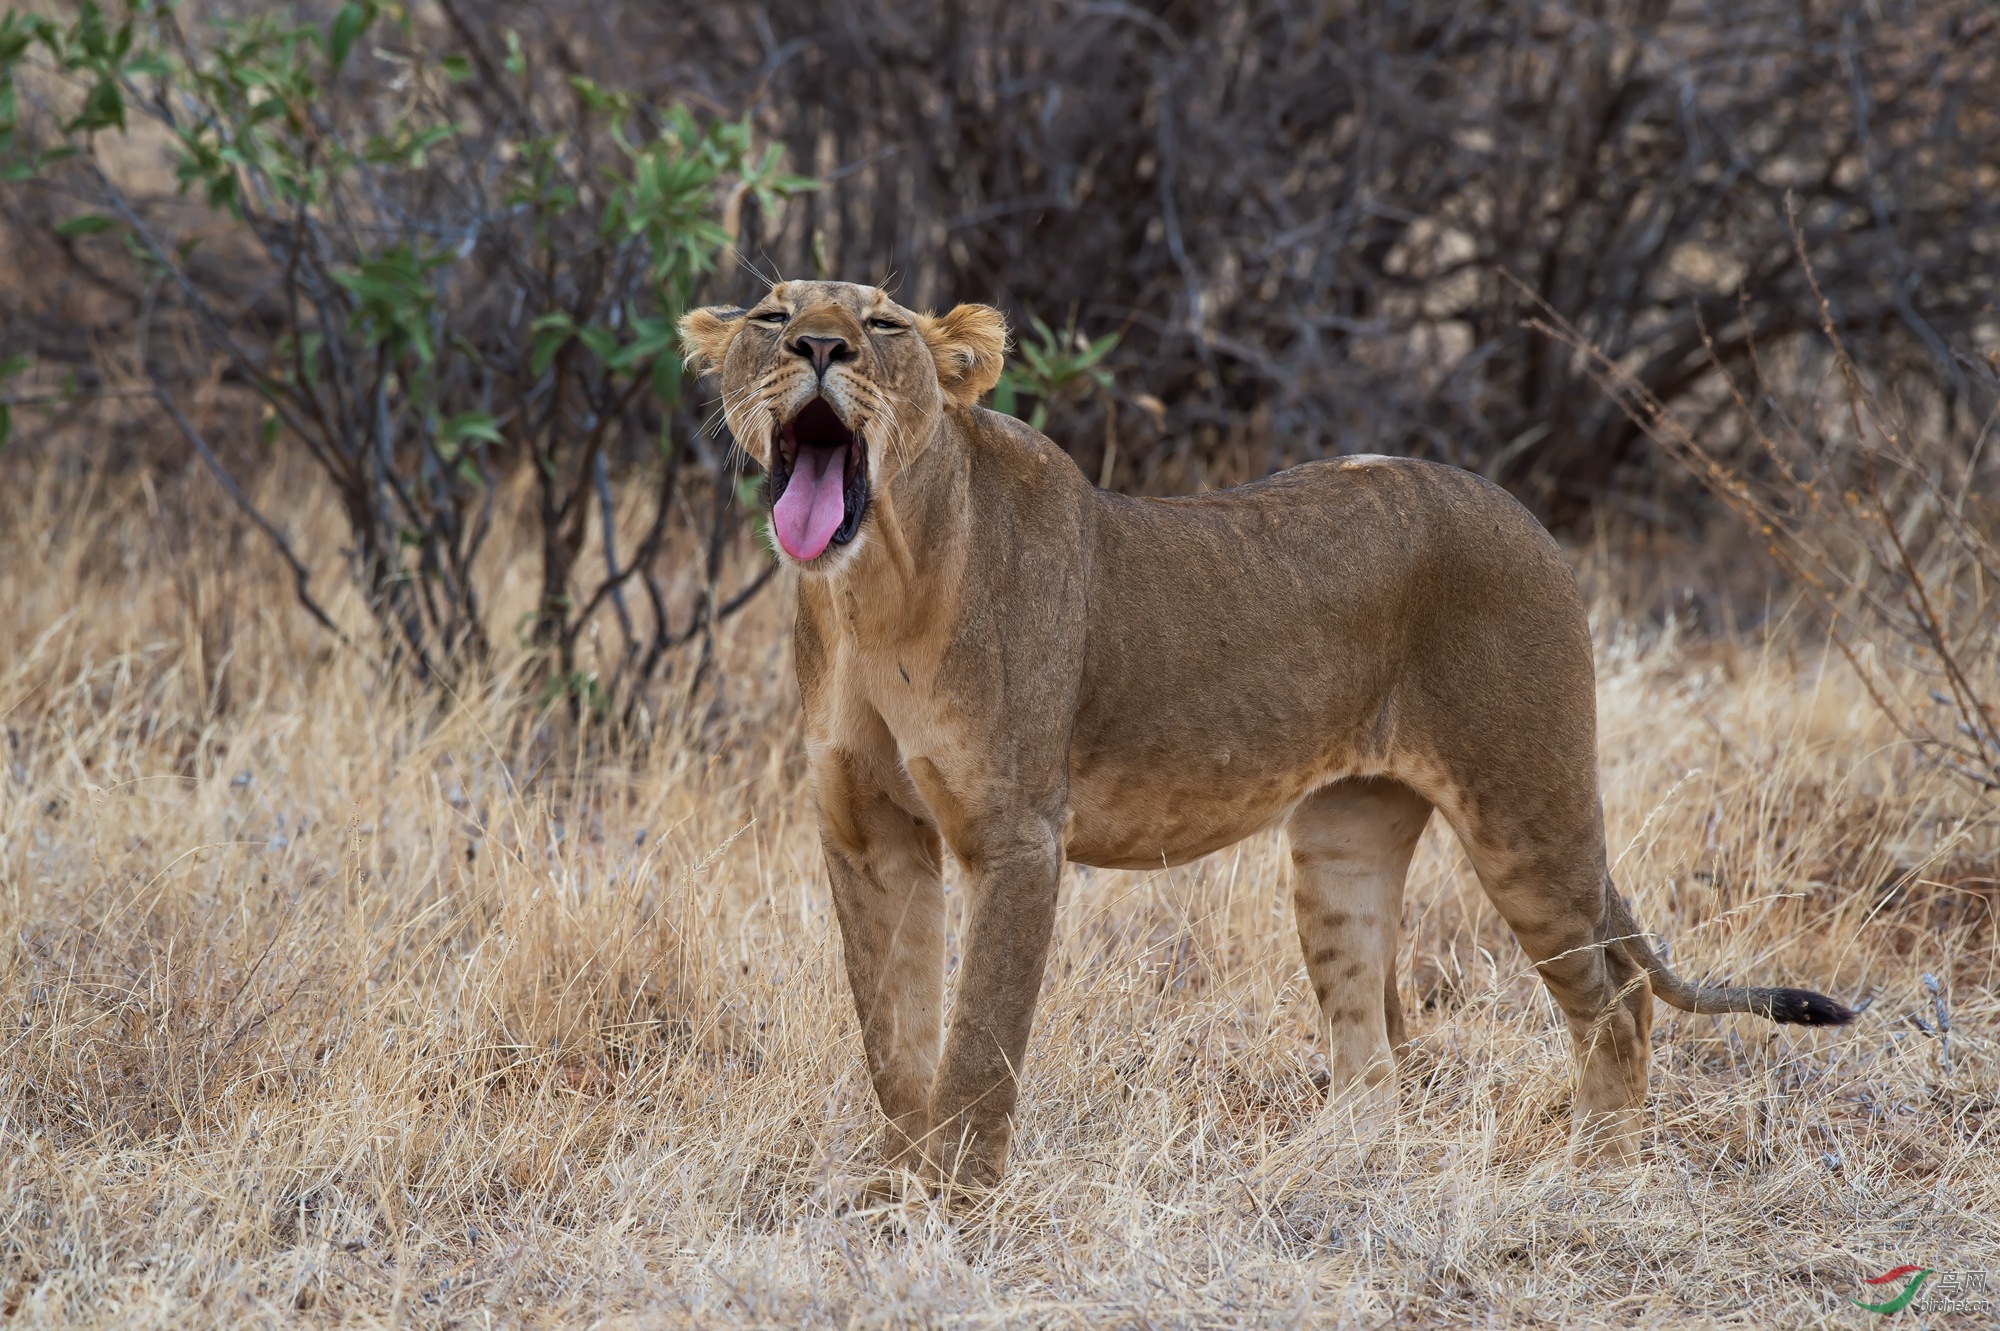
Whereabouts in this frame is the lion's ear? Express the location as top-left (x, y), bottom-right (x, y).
top-left (678, 306), bottom-right (747, 377)
top-left (919, 303), bottom-right (1009, 408)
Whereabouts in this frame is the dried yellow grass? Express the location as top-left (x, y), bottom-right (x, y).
top-left (1, 458), bottom-right (1995, 1328)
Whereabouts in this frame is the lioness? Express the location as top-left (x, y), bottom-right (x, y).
top-left (680, 281), bottom-right (1853, 1189)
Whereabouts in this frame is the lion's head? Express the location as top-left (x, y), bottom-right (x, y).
top-left (679, 281), bottom-right (1007, 566)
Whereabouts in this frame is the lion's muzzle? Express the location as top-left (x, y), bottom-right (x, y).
top-left (771, 396), bottom-right (869, 562)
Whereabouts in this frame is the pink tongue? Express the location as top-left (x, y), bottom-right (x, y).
top-left (772, 444), bottom-right (848, 561)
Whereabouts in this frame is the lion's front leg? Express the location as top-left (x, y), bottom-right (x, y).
top-left (818, 754), bottom-right (948, 1177)
top-left (927, 819), bottom-right (1064, 1193)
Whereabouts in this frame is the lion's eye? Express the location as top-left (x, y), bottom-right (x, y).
top-left (866, 317), bottom-right (906, 332)
top-left (753, 310), bottom-right (788, 325)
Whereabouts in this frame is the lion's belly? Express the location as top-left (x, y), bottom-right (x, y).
top-left (1059, 614), bottom-right (1390, 869)
top-left (1061, 749), bottom-right (1345, 870)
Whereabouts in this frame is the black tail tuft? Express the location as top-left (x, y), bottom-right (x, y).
top-left (1765, 988), bottom-right (1857, 1026)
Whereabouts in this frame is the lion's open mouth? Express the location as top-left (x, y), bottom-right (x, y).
top-left (769, 397), bottom-right (869, 562)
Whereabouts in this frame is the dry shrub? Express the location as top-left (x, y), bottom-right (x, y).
top-left (1528, 232), bottom-right (2000, 800)
top-left (601, 0), bottom-right (2000, 515)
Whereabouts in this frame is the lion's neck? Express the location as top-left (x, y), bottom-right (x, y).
top-left (804, 421), bottom-right (972, 640)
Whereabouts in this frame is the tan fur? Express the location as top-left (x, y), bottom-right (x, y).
top-left (681, 281), bottom-right (1851, 1192)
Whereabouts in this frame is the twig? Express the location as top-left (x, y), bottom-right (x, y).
top-left (152, 386), bottom-right (360, 658)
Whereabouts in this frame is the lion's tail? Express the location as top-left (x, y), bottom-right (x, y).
top-left (1606, 891), bottom-right (1855, 1026)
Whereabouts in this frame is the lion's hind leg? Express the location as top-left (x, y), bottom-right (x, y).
top-left (1287, 778), bottom-right (1431, 1123)
top-left (1453, 823), bottom-right (1653, 1165)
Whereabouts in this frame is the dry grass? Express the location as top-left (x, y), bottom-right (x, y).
top-left (2, 457), bottom-right (1996, 1329)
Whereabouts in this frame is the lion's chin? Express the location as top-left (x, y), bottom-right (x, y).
top-left (770, 397), bottom-right (869, 562)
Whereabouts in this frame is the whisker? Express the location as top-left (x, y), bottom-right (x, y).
top-left (733, 250), bottom-right (782, 291)
top-left (861, 381), bottom-right (913, 473)
top-left (708, 369), bottom-right (780, 442)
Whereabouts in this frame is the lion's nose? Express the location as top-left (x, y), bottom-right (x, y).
top-left (788, 334), bottom-right (855, 378)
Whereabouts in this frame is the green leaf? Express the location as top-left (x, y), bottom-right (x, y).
top-left (576, 324), bottom-right (620, 363)
top-left (328, 2), bottom-right (369, 73)
top-left (538, 669), bottom-right (609, 718)
top-left (998, 312), bottom-right (1121, 409)
top-left (529, 311), bottom-right (577, 375)
top-left (54, 212), bottom-right (117, 238)
top-left (67, 77), bottom-right (125, 133)
top-left (73, 2), bottom-right (107, 60)
top-left (0, 402), bottom-right (10, 450)
top-left (299, 331), bottom-right (324, 387)
top-left (439, 53), bottom-right (471, 82)
top-left (332, 245), bottom-right (444, 366)
top-left (0, 15), bottom-right (35, 66)
top-left (735, 476), bottom-right (777, 558)
top-left (764, 173), bottom-right (818, 198)
top-left (623, 313), bottom-right (675, 360)
top-left (502, 29), bottom-right (525, 77)
top-left (0, 352), bottom-right (32, 381)
top-left (441, 411), bottom-right (503, 446)
top-left (649, 348), bottom-right (682, 403)
top-left (568, 75), bottom-right (625, 114)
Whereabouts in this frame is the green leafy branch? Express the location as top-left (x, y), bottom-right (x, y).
top-left (991, 312), bottom-right (1125, 485)
top-left (0, 0), bottom-right (813, 718)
